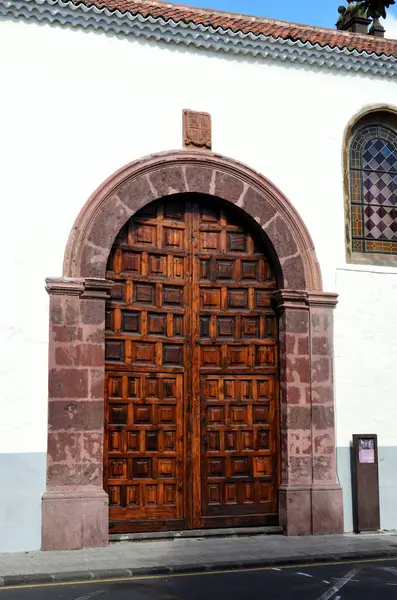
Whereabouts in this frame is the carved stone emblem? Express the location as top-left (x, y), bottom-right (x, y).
top-left (183, 109), bottom-right (212, 150)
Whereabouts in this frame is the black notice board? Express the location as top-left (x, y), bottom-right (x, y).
top-left (352, 434), bottom-right (380, 533)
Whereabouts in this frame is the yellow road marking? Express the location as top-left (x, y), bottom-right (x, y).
top-left (1, 556), bottom-right (396, 591)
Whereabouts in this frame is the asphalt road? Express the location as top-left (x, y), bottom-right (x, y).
top-left (2, 559), bottom-right (397, 600)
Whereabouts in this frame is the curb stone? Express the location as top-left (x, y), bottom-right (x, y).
top-left (1, 550), bottom-right (397, 587)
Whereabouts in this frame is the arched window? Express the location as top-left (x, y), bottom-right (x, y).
top-left (349, 123), bottom-right (397, 256)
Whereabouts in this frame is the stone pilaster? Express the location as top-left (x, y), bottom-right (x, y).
top-left (273, 290), bottom-right (343, 536)
top-left (42, 277), bottom-right (113, 551)
top-left (274, 291), bottom-right (312, 535)
top-left (308, 292), bottom-right (344, 535)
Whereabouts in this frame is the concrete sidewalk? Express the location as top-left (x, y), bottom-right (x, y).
top-left (1, 532), bottom-right (397, 586)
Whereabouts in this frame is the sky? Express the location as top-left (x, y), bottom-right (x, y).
top-left (176, 0), bottom-right (397, 37)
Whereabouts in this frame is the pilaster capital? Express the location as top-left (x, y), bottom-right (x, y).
top-left (45, 277), bottom-right (85, 296)
top-left (307, 292), bottom-right (338, 308)
top-left (271, 289), bottom-right (308, 311)
top-left (81, 278), bottom-right (113, 300)
top-left (45, 277), bottom-right (113, 299)
top-left (272, 290), bottom-right (338, 311)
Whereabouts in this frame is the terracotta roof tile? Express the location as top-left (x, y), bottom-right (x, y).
top-left (76, 0), bottom-right (397, 57)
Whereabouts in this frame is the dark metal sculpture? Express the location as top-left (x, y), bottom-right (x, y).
top-left (337, 0), bottom-right (395, 33)
top-left (360, 0), bottom-right (395, 19)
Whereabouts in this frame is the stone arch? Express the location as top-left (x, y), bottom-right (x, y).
top-left (344, 103), bottom-right (397, 136)
top-left (42, 150), bottom-right (343, 552)
top-left (63, 150), bottom-right (322, 291)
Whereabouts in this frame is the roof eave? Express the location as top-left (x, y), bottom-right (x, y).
top-left (0, 0), bottom-right (396, 77)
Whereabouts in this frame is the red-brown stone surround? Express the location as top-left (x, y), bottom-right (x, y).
top-left (42, 150), bottom-right (343, 550)
top-left (42, 278), bottom-right (113, 550)
top-left (274, 290), bottom-right (343, 536)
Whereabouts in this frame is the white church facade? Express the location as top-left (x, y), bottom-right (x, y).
top-left (0, 0), bottom-right (397, 552)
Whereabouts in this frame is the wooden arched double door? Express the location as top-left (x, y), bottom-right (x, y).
top-left (104, 195), bottom-right (279, 533)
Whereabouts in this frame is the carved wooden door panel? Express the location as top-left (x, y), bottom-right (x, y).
top-left (192, 203), bottom-right (279, 528)
top-left (105, 196), bottom-right (279, 533)
top-left (104, 199), bottom-right (191, 533)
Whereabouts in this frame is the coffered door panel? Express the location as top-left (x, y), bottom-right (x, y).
top-left (191, 200), bottom-right (279, 528)
top-left (105, 199), bottom-right (191, 533)
top-left (105, 195), bottom-right (280, 534)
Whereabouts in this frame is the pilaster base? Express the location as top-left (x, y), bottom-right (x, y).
top-left (42, 488), bottom-right (108, 550)
top-left (311, 485), bottom-right (344, 535)
top-left (279, 486), bottom-right (312, 536)
top-left (279, 485), bottom-right (344, 536)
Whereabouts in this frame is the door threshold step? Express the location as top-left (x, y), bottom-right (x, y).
top-left (110, 526), bottom-right (283, 543)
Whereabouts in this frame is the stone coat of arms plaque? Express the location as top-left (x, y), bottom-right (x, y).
top-left (183, 109), bottom-right (212, 150)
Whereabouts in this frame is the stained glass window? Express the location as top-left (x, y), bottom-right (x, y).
top-left (350, 125), bottom-right (397, 255)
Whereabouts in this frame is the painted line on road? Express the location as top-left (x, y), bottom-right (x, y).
top-left (297, 573), bottom-right (314, 578)
top-left (376, 566), bottom-right (397, 576)
top-left (1, 557), bottom-right (396, 592)
top-left (315, 567), bottom-right (361, 600)
top-left (331, 577), bottom-right (360, 583)
top-left (74, 590), bottom-right (105, 600)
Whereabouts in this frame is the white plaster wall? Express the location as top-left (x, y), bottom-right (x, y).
top-left (335, 269), bottom-right (397, 448)
top-left (334, 268), bottom-right (397, 531)
top-left (0, 17), bottom-right (396, 542)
